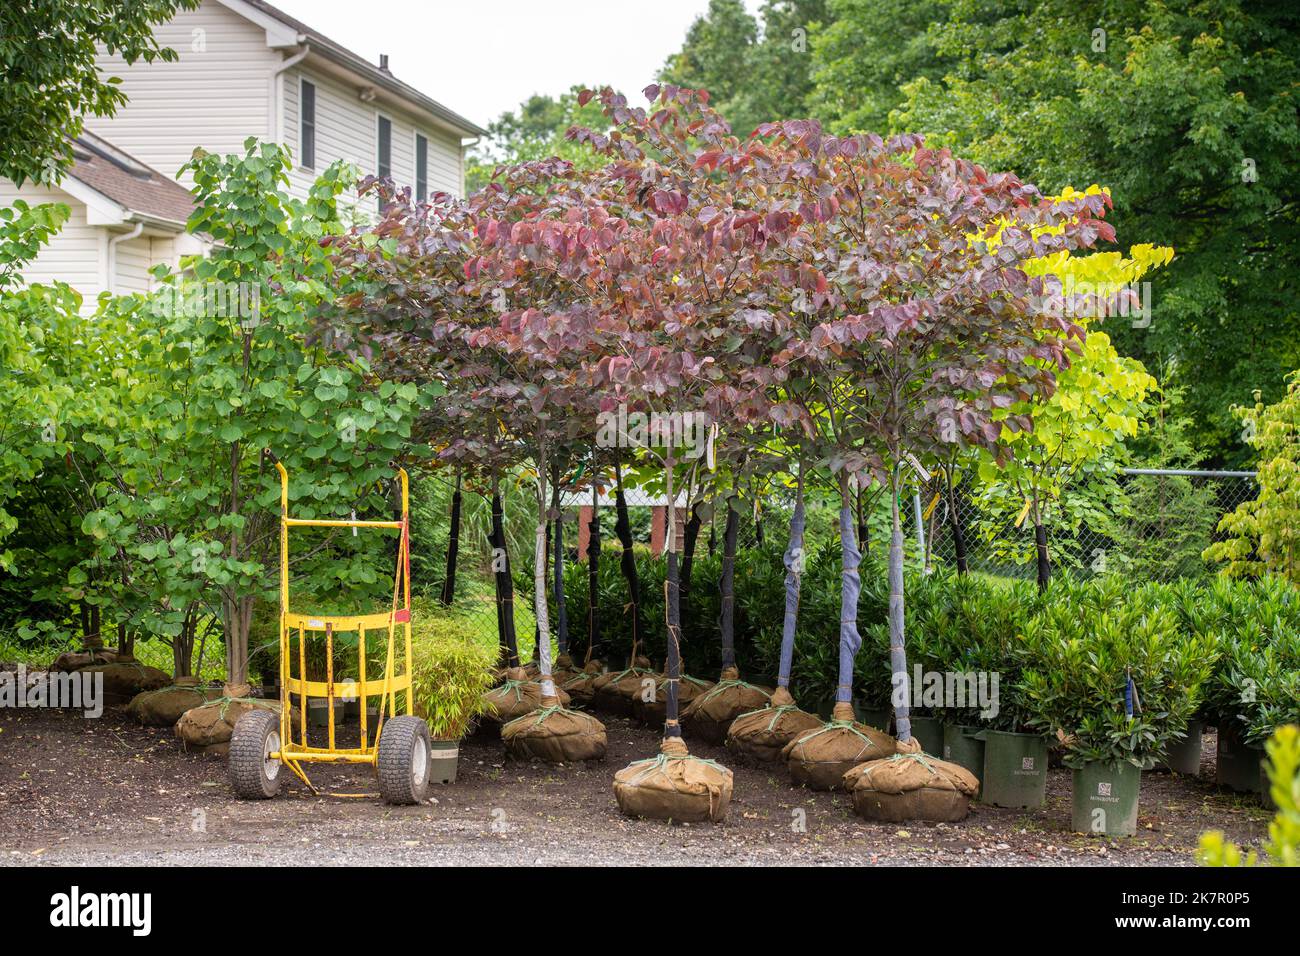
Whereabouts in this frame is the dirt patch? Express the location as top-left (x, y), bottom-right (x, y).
top-left (0, 707), bottom-right (1271, 866)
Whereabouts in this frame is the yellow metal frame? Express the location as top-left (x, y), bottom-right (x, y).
top-left (271, 461), bottom-right (413, 794)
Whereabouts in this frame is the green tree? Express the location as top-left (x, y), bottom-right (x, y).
top-left (1206, 372), bottom-right (1300, 585)
top-left (78, 141), bottom-right (422, 694)
top-left (0, 0), bottom-right (200, 184)
top-left (878, 0), bottom-right (1300, 464)
top-left (809, 0), bottom-right (948, 133)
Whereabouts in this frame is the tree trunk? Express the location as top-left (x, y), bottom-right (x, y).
top-left (888, 469), bottom-right (913, 743)
top-left (856, 485), bottom-right (869, 554)
top-left (662, 452), bottom-right (681, 738)
top-left (1034, 518), bottom-right (1051, 592)
top-left (946, 468), bottom-right (968, 575)
top-left (585, 482), bottom-right (601, 664)
top-left (531, 520), bottom-right (550, 666)
top-left (491, 485), bottom-right (520, 668)
top-left (718, 496), bottom-right (739, 672)
top-left (85, 605), bottom-right (102, 650)
top-left (680, 501), bottom-right (702, 627)
top-left (613, 460), bottom-right (641, 664)
top-left (439, 470), bottom-right (462, 605)
top-left (835, 473), bottom-right (863, 711)
top-left (753, 501), bottom-right (765, 548)
top-left (551, 476), bottom-right (568, 657)
top-left (776, 468), bottom-right (806, 694)
top-left (116, 622), bottom-right (134, 661)
top-left (533, 455), bottom-right (556, 698)
top-left (222, 592), bottom-right (253, 698)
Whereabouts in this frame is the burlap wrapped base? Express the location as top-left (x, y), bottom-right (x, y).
top-left (612, 737), bottom-right (733, 823)
top-left (502, 703), bottom-right (607, 763)
top-left (127, 681), bottom-right (222, 726)
top-left (561, 662), bottom-right (605, 706)
top-left (726, 689), bottom-right (822, 763)
top-left (550, 653), bottom-right (584, 687)
top-left (681, 669), bottom-right (772, 744)
top-left (49, 648), bottom-right (121, 673)
top-left (482, 669), bottom-right (572, 726)
top-left (844, 745), bottom-right (979, 822)
top-left (175, 698), bottom-right (286, 757)
top-left (592, 659), bottom-right (658, 717)
top-left (783, 705), bottom-right (897, 790)
top-left (79, 661), bottom-right (171, 706)
top-left (632, 674), bottom-right (715, 726)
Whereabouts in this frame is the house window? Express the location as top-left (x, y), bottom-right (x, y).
top-left (300, 79), bottom-right (316, 169)
top-left (377, 115), bottom-right (392, 211)
top-left (415, 133), bottom-right (428, 202)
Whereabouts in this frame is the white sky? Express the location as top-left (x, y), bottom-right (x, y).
top-left (269, 0), bottom-right (761, 133)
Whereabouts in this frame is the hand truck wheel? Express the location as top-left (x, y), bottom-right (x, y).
top-left (229, 709), bottom-right (283, 799)
top-left (377, 715), bottom-right (431, 805)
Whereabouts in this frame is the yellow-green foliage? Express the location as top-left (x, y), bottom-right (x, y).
top-left (1199, 724), bottom-right (1300, 867)
top-left (409, 597), bottom-right (495, 740)
top-left (1205, 374), bottom-right (1300, 584)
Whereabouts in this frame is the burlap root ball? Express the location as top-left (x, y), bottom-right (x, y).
top-left (127, 681), bottom-right (223, 727)
top-left (843, 747), bottom-right (979, 822)
top-left (550, 653), bottom-right (585, 687)
top-left (502, 702), bottom-right (608, 763)
top-left (482, 669), bottom-right (571, 725)
top-left (612, 737), bottom-right (733, 823)
top-left (591, 658), bottom-right (658, 717)
top-left (175, 698), bottom-right (286, 757)
top-left (725, 688), bottom-right (822, 763)
top-left (783, 705), bottom-right (898, 790)
top-left (632, 674), bottom-right (715, 726)
top-left (49, 648), bottom-right (122, 673)
top-left (561, 661), bottom-right (605, 706)
top-left (681, 668), bottom-right (772, 744)
top-left (79, 661), bottom-right (171, 706)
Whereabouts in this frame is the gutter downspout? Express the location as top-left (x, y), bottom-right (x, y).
top-left (107, 221), bottom-right (144, 295)
top-left (269, 40), bottom-right (310, 145)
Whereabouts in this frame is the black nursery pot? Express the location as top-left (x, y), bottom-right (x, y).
top-left (1215, 722), bottom-right (1264, 794)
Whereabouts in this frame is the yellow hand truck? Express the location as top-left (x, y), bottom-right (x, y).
top-left (229, 457), bottom-right (431, 804)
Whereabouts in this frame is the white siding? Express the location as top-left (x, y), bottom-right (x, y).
top-left (0, 181), bottom-right (107, 305)
top-left (282, 65), bottom-right (465, 208)
top-left (86, 1), bottom-right (279, 184)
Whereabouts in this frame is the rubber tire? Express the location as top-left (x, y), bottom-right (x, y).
top-left (377, 715), bottom-right (432, 805)
top-left (229, 709), bottom-right (283, 799)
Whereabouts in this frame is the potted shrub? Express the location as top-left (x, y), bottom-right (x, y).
top-left (1197, 577), bottom-right (1300, 794)
top-left (919, 576), bottom-right (1038, 783)
top-left (1021, 590), bottom-right (1217, 836)
top-left (410, 601), bottom-right (497, 784)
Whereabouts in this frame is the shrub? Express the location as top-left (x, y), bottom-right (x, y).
top-left (1199, 724), bottom-right (1300, 867)
top-left (908, 572), bottom-right (1043, 730)
top-left (1020, 578), bottom-right (1218, 768)
top-left (1169, 576), bottom-right (1300, 743)
top-left (409, 597), bottom-right (495, 740)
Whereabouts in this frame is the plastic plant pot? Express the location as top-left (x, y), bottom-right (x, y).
top-left (1153, 719), bottom-right (1202, 775)
top-left (1071, 760), bottom-right (1141, 836)
top-left (429, 740), bottom-right (459, 785)
top-left (1215, 722), bottom-right (1264, 794)
top-left (978, 730), bottom-right (1049, 808)
top-left (942, 724), bottom-right (985, 784)
top-left (307, 699), bottom-right (330, 730)
top-left (858, 707), bottom-right (893, 734)
top-left (909, 715), bottom-right (945, 756)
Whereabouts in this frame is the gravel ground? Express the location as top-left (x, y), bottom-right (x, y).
top-left (0, 705), bottom-right (1271, 866)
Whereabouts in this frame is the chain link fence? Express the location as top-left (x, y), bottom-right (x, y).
top-left (416, 466), bottom-right (1256, 655)
top-left (915, 468), bottom-right (1257, 584)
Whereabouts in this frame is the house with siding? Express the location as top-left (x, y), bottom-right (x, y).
top-left (2, 0), bottom-right (485, 306)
